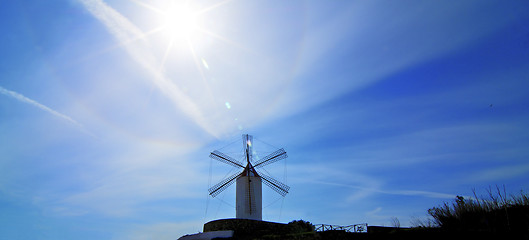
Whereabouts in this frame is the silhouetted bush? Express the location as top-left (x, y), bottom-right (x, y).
top-left (287, 220), bottom-right (315, 233)
top-left (428, 186), bottom-right (529, 233)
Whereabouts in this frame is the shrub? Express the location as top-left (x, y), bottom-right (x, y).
top-left (427, 186), bottom-right (529, 233)
top-left (287, 220), bottom-right (315, 233)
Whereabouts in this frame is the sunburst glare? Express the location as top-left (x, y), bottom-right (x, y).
top-left (160, 1), bottom-right (201, 40)
top-left (131, 0), bottom-right (212, 74)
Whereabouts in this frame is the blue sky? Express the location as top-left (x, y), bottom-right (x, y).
top-left (1, 0), bottom-right (529, 239)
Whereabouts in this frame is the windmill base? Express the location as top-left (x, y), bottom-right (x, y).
top-left (204, 218), bottom-right (289, 239)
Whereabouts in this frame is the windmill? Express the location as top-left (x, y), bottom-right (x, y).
top-left (208, 134), bottom-right (289, 220)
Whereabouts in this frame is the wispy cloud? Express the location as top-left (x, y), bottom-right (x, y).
top-left (288, 161), bottom-right (456, 203)
top-left (281, 1), bottom-right (521, 120)
top-left (0, 86), bottom-right (83, 128)
top-left (48, 141), bottom-right (207, 217)
top-left (377, 189), bottom-right (456, 199)
top-left (116, 221), bottom-right (204, 240)
top-left (468, 162), bottom-right (529, 183)
top-left (77, 0), bottom-right (219, 137)
top-left (303, 178), bottom-right (456, 200)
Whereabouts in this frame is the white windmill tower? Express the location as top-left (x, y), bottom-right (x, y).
top-left (208, 134), bottom-right (289, 220)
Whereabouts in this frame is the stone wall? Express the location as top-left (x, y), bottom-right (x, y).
top-left (204, 218), bottom-right (291, 239)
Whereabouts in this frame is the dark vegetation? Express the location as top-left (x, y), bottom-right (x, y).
top-left (209, 187), bottom-right (529, 240)
top-left (427, 186), bottom-right (529, 235)
top-left (285, 220), bottom-right (315, 234)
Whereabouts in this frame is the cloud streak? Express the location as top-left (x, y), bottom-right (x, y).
top-left (0, 86), bottom-right (83, 128)
top-left (281, 1), bottom-right (523, 121)
top-left (469, 162), bottom-right (529, 183)
top-left (304, 178), bottom-right (456, 200)
top-left (77, 0), bottom-right (220, 137)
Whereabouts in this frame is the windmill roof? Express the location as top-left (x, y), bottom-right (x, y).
top-left (241, 163), bottom-right (259, 177)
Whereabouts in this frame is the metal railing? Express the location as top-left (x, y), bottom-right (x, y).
top-left (315, 223), bottom-right (368, 233)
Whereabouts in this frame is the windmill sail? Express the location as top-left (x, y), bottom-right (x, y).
top-left (210, 150), bottom-right (245, 168)
top-left (243, 134), bottom-right (253, 164)
top-left (258, 170), bottom-right (290, 197)
top-left (209, 172), bottom-right (240, 197)
top-left (253, 148), bottom-right (287, 168)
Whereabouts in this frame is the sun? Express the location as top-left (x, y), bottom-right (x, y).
top-left (160, 2), bottom-right (201, 40)
top-left (135, 0), bottom-right (209, 68)
top-left (132, 0), bottom-right (230, 70)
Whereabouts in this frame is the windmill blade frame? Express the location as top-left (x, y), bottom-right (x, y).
top-left (258, 170), bottom-right (290, 197)
top-left (253, 148), bottom-right (287, 168)
top-left (243, 134), bottom-right (253, 164)
top-left (209, 172), bottom-right (240, 197)
top-left (210, 150), bottom-right (245, 168)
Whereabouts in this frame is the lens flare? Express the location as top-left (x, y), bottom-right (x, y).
top-left (201, 58), bottom-right (209, 70)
